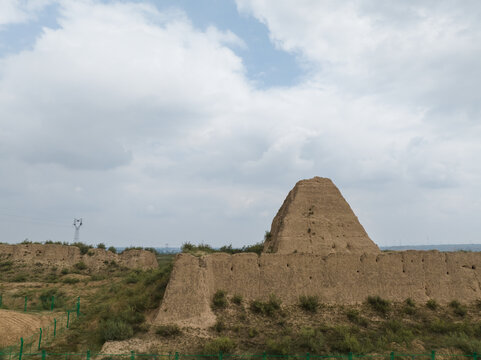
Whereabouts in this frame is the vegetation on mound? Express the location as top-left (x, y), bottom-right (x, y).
top-left (206, 294), bottom-right (481, 355)
top-left (249, 295), bottom-right (282, 316)
top-left (212, 290), bottom-right (228, 309)
top-left (155, 324), bottom-right (182, 337)
top-left (299, 295), bottom-right (320, 313)
top-left (181, 242), bottom-right (264, 256)
top-left (42, 258), bottom-right (173, 352)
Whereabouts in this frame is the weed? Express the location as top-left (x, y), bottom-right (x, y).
top-left (299, 295), bottom-right (320, 312)
top-left (346, 309), bottom-right (369, 327)
top-left (74, 262), bottom-right (87, 271)
top-left (426, 299), bottom-right (438, 310)
top-left (155, 324), bottom-right (181, 337)
top-left (248, 328), bottom-right (258, 338)
top-left (367, 295), bottom-right (390, 315)
top-left (212, 290), bottom-right (228, 309)
top-left (203, 337), bottom-right (236, 354)
top-left (12, 273), bottom-right (27, 282)
top-left (266, 336), bottom-right (292, 355)
top-left (0, 261), bottom-right (13, 271)
top-left (250, 294), bottom-right (282, 316)
top-left (62, 277), bottom-right (80, 284)
top-left (39, 288), bottom-right (66, 310)
top-left (326, 327), bottom-right (362, 354)
top-left (403, 299), bottom-right (416, 315)
top-left (125, 271), bottom-right (140, 284)
top-left (100, 319), bottom-right (133, 341)
top-left (405, 298), bottom-right (416, 307)
top-left (449, 300), bottom-right (467, 317)
top-left (71, 242), bottom-right (92, 255)
top-left (444, 333), bottom-right (481, 354)
top-left (297, 327), bottom-right (325, 354)
top-left (231, 294), bottom-right (243, 305)
top-left (213, 319), bottom-right (225, 333)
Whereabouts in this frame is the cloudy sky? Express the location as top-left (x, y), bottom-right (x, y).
top-left (1, 0), bottom-right (480, 248)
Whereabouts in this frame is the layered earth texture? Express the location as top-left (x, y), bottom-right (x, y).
top-left (155, 177), bottom-right (481, 328)
top-left (0, 244), bottom-right (158, 270)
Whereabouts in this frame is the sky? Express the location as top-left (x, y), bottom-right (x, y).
top-left (0, 0), bottom-right (480, 248)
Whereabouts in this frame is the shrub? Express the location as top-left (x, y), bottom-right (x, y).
top-left (327, 327), bottom-right (362, 354)
top-left (264, 231), bottom-right (272, 242)
top-left (367, 295), bottom-right (390, 315)
top-left (97, 243), bottom-right (106, 249)
top-left (39, 288), bottom-right (66, 310)
top-left (62, 277), bottom-right (80, 284)
top-left (403, 298), bottom-right (416, 315)
top-left (125, 271), bottom-right (140, 284)
top-left (250, 295), bottom-right (282, 316)
top-left (299, 295), bottom-right (320, 312)
top-left (155, 324), bottom-right (181, 337)
top-left (108, 246), bottom-right (117, 254)
top-left (203, 337), bottom-right (235, 354)
top-left (74, 262), bottom-right (87, 271)
top-left (241, 243), bottom-right (264, 255)
top-left (426, 299), bottom-right (438, 310)
top-left (346, 309), bottom-right (369, 327)
top-left (71, 242), bottom-right (92, 255)
top-left (231, 294), bottom-right (243, 305)
top-left (449, 300), bottom-right (467, 317)
top-left (212, 290), bottom-right (227, 309)
top-left (213, 319), bottom-right (225, 333)
top-left (248, 328), bottom-right (258, 338)
top-left (0, 261), bottom-right (13, 271)
top-left (266, 336), bottom-right (292, 355)
top-left (12, 274), bottom-right (27, 282)
top-left (61, 268), bottom-right (69, 275)
top-left (100, 319), bottom-right (134, 341)
top-left (298, 327), bottom-right (325, 354)
top-left (445, 333), bottom-right (481, 354)
top-left (181, 242), bottom-right (195, 252)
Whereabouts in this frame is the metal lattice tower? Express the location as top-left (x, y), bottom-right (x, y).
top-left (73, 218), bottom-right (83, 242)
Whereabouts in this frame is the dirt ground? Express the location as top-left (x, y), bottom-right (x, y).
top-left (0, 309), bottom-right (56, 347)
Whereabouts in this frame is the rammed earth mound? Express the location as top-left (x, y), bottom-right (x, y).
top-left (155, 177), bottom-right (481, 328)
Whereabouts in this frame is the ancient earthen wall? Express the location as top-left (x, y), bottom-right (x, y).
top-left (155, 251), bottom-right (481, 327)
top-left (264, 177), bottom-right (380, 255)
top-left (0, 244), bottom-right (158, 270)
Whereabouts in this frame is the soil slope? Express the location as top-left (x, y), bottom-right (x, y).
top-left (0, 309), bottom-right (55, 347)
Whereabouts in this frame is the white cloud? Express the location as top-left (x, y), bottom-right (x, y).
top-left (1, 0), bottom-right (481, 247)
top-left (236, 0), bottom-right (481, 115)
top-left (0, 0), bottom-right (54, 26)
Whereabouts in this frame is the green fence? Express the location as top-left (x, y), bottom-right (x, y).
top-left (1, 305), bottom-right (81, 356)
top-left (0, 351), bottom-right (478, 360)
top-left (0, 295), bottom-right (80, 313)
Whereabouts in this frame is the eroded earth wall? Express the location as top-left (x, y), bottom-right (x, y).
top-left (0, 244), bottom-right (158, 270)
top-left (155, 251), bottom-right (481, 327)
top-left (264, 177), bottom-right (380, 255)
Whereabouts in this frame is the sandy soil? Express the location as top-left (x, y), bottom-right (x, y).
top-left (0, 309), bottom-right (56, 347)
